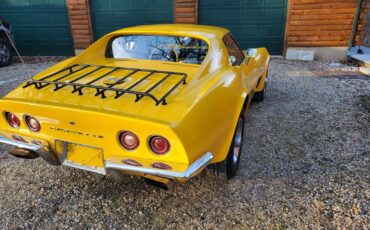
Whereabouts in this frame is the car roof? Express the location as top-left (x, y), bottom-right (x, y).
top-left (111, 24), bottom-right (230, 40)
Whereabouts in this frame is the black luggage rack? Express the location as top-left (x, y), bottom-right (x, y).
top-left (23, 64), bottom-right (187, 105)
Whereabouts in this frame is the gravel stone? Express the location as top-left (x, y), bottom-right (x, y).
top-left (0, 59), bottom-right (369, 229)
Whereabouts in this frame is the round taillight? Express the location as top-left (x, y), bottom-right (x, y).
top-left (149, 136), bottom-right (170, 155)
top-left (5, 112), bottom-right (20, 128)
top-left (152, 162), bottom-right (172, 170)
top-left (118, 131), bottom-right (139, 150)
top-left (25, 116), bottom-right (41, 132)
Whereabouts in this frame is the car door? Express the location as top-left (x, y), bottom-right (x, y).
top-left (222, 33), bottom-right (258, 94)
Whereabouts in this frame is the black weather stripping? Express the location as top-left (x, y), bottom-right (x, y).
top-left (23, 64), bottom-right (187, 106)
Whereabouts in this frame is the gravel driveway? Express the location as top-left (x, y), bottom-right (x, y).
top-left (0, 59), bottom-right (369, 229)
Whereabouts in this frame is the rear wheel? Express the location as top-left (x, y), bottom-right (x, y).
top-left (253, 85), bottom-right (265, 102)
top-left (253, 71), bottom-right (268, 102)
top-left (0, 38), bottom-right (13, 67)
top-left (226, 114), bottom-right (244, 179)
top-left (212, 113), bottom-right (245, 179)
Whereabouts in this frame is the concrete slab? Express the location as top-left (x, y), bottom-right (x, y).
top-left (298, 50), bottom-right (315, 61)
top-left (286, 47), bottom-right (347, 61)
top-left (359, 67), bottom-right (370, 76)
top-left (286, 49), bottom-right (314, 61)
top-left (286, 49), bottom-right (299, 60)
top-left (349, 46), bottom-right (370, 66)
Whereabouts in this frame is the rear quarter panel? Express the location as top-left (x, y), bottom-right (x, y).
top-left (177, 47), bottom-right (270, 163)
top-left (174, 66), bottom-right (247, 163)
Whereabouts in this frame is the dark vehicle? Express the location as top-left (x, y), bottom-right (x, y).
top-left (0, 17), bottom-right (13, 67)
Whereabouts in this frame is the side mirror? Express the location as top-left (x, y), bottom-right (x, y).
top-left (229, 55), bottom-right (236, 65)
top-left (246, 48), bottom-right (258, 58)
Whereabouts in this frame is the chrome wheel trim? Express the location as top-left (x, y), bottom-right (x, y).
top-left (265, 72), bottom-right (269, 91)
top-left (232, 117), bottom-right (243, 164)
top-left (0, 43), bottom-right (10, 62)
top-left (264, 80), bottom-right (267, 93)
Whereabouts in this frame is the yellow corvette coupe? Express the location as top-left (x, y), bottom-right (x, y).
top-left (0, 24), bottom-right (269, 188)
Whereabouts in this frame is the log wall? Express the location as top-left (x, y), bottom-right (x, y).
top-left (355, 0), bottom-right (370, 46)
top-left (174, 0), bottom-right (198, 24)
top-left (66, 0), bottom-right (93, 50)
top-left (63, 0), bottom-right (369, 53)
top-left (284, 0), bottom-right (360, 50)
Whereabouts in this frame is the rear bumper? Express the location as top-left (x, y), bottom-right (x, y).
top-left (105, 152), bottom-right (213, 180)
top-left (0, 135), bottom-right (61, 166)
top-left (0, 135), bottom-right (213, 181)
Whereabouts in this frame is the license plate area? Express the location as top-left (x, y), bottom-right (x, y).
top-left (55, 140), bottom-right (105, 174)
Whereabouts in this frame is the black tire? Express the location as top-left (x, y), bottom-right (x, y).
top-left (253, 87), bottom-right (265, 102)
top-left (0, 38), bottom-right (13, 67)
top-left (253, 78), bottom-right (266, 102)
top-left (211, 113), bottom-right (245, 179)
top-left (253, 71), bottom-right (268, 102)
top-left (225, 114), bottom-right (244, 179)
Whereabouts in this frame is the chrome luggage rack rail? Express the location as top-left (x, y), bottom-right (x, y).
top-left (23, 64), bottom-right (187, 105)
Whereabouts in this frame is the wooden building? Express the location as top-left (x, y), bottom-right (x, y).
top-left (284, 0), bottom-right (370, 59)
top-left (0, 0), bottom-right (368, 59)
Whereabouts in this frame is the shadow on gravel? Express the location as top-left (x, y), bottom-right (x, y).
top-left (358, 94), bottom-right (370, 112)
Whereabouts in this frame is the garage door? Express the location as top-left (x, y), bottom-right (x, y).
top-left (90, 0), bottom-right (174, 40)
top-left (199, 0), bottom-right (288, 55)
top-left (0, 0), bottom-right (73, 56)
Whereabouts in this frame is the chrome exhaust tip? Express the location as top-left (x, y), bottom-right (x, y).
top-left (9, 148), bottom-right (39, 159)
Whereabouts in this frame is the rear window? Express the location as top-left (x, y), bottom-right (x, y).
top-left (223, 33), bottom-right (244, 66)
top-left (107, 35), bottom-right (209, 65)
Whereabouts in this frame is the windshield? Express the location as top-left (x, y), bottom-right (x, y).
top-left (109, 35), bottom-right (209, 65)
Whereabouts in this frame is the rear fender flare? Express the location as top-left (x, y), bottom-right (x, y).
top-left (215, 91), bottom-right (248, 163)
top-left (255, 67), bottom-right (269, 93)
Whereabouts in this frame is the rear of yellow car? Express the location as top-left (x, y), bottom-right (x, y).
top-left (0, 44), bottom-right (215, 186)
top-left (0, 97), bottom-right (214, 182)
top-left (0, 25), bottom-right (269, 187)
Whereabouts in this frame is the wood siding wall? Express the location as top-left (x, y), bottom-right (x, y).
top-left (355, 0), bottom-right (370, 46)
top-left (285, 0), bottom-right (359, 49)
top-left (66, 0), bottom-right (93, 50)
top-left (64, 0), bottom-right (368, 52)
top-left (174, 0), bottom-right (198, 24)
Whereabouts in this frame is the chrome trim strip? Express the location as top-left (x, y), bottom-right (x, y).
top-left (0, 135), bottom-right (41, 151)
top-left (0, 134), bottom-right (61, 165)
top-left (105, 152), bottom-right (214, 180)
top-left (63, 160), bottom-right (106, 175)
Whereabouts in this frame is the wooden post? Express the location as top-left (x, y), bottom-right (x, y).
top-left (174, 0), bottom-right (198, 24)
top-left (283, 0), bottom-right (292, 57)
top-left (355, 0), bottom-right (370, 46)
top-left (66, 0), bottom-right (94, 54)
